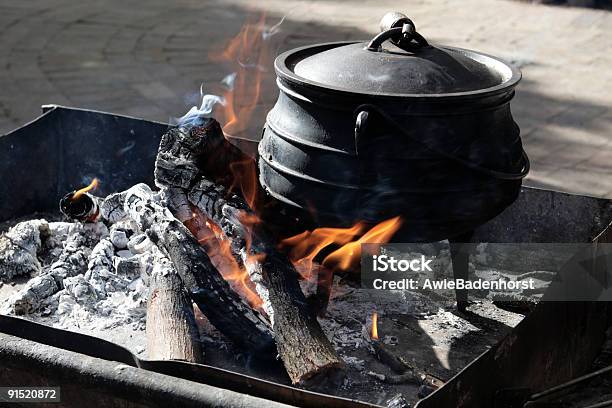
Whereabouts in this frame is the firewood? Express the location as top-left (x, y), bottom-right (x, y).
top-left (366, 370), bottom-right (422, 385)
top-left (186, 179), bottom-right (344, 384)
top-left (118, 184), bottom-right (274, 353)
top-left (368, 338), bottom-right (444, 389)
top-left (155, 121), bottom-right (344, 384)
top-left (155, 120), bottom-right (251, 190)
top-left (146, 249), bottom-right (203, 363)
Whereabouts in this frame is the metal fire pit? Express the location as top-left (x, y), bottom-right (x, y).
top-left (0, 106), bottom-right (611, 407)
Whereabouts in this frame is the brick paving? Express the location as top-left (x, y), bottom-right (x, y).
top-left (0, 0), bottom-right (610, 197)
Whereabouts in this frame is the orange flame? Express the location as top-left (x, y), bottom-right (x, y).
top-left (72, 178), bottom-right (99, 200)
top-left (210, 13), bottom-right (271, 139)
top-left (371, 312), bottom-right (379, 340)
top-left (324, 216), bottom-right (403, 272)
top-left (181, 10), bottom-right (274, 306)
top-left (208, 13), bottom-right (278, 212)
top-left (279, 216), bottom-right (403, 280)
top-left (184, 207), bottom-right (263, 310)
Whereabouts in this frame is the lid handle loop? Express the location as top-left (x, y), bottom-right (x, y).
top-left (367, 12), bottom-right (429, 52)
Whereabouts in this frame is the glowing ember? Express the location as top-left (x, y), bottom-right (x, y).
top-left (371, 312), bottom-right (379, 340)
top-left (280, 216), bottom-right (403, 280)
top-left (72, 178), bottom-right (99, 200)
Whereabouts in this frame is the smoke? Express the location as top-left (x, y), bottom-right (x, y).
top-left (172, 84), bottom-right (226, 129)
top-left (172, 14), bottom-right (286, 131)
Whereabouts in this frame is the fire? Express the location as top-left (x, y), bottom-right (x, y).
top-left (279, 216), bottom-right (403, 280)
top-left (229, 158), bottom-right (259, 210)
top-left (184, 207), bottom-right (263, 310)
top-left (174, 13), bottom-right (278, 306)
top-left (72, 178), bottom-right (99, 200)
top-left (210, 13), bottom-right (274, 139)
top-left (206, 13), bottom-right (281, 212)
top-left (371, 312), bottom-right (379, 340)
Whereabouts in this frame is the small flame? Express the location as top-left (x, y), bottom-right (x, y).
top-left (72, 178), bottom-right (99, 200)
top-left (371, 312), bottom-right (379, 340)
top-left (279, 217), bottom-right (403, 279)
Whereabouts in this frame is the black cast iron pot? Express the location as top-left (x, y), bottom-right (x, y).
top-left (258, 12), bottom-right (529, 241)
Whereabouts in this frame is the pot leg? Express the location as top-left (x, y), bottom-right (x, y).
top-left (449, 230), bottom-right (474, 313)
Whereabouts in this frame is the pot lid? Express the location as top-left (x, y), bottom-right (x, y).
top-left (279, 12), bottom-right (520, 97)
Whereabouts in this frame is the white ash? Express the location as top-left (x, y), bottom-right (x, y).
top-left (86, 238), bottom-right (121, 297)
top-left (0, 212), bottom-right (154, 354)
top-left (114, 253), bottom-right (152, 280)
top-left (99, 191), bottom-right (127, 224)
top-left (109, 218), bottom-right (139, 249)
top-left (319, 279), bottom-right (423, 352)
top-left (383, 335), bottom-right (398, 346)
top-left (417, 310), bottom-right (480, 348)
top-left (3, 222), bottom-right (109, 315)
top-left (342, 356), bottom-right (366, 370)
top-left (386, 393), bottom-right (410, 408)
top-left (110, 229), bottom-right (129, 249)
top-left (128, 233), bottom-right (154, 254)
top-left (0, 219), bottom-right (49, 281)
top-left (6, 274), bottom-right (59, 315)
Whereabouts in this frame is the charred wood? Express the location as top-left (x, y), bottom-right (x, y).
top-left (369, 339), bottom-right (444, 389)
top-left (154, 121), bottom-right (344, 384)
top-left (187, 179), bottom-right (344, 384)
top-left (59, 192), bottom-right (101, 222)
top-left (155, 120), bottom-right (254, 191)
top-left (119, 184), bottom-right (274, 353)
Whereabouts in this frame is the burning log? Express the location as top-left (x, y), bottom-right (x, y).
top-left (0, 220), bottom-right (48, 282)
top-left (146, 249), bottom-right (203, 363)
top-left (115, 183), bottom-right (274, 353)
top-left (154, 120), bottom-right (344, 384)
top-left (186, 179), bottom-right (344, 383)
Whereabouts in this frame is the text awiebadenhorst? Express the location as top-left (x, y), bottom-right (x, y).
top-left (363, 254), bottom-right (535, 291)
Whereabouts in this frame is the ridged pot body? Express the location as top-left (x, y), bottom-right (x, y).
top-left (258, 43), bottom-right (525, 241)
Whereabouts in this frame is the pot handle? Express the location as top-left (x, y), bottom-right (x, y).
top-left (366, 12), bottom-right (428, 52)
top-left (354, 104), bottom-right (530, 181)
top-left (354, 110), bottom-right (369, 155)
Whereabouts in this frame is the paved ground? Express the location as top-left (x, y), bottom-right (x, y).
top-left (0, 0), bottom-right (610, 197)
